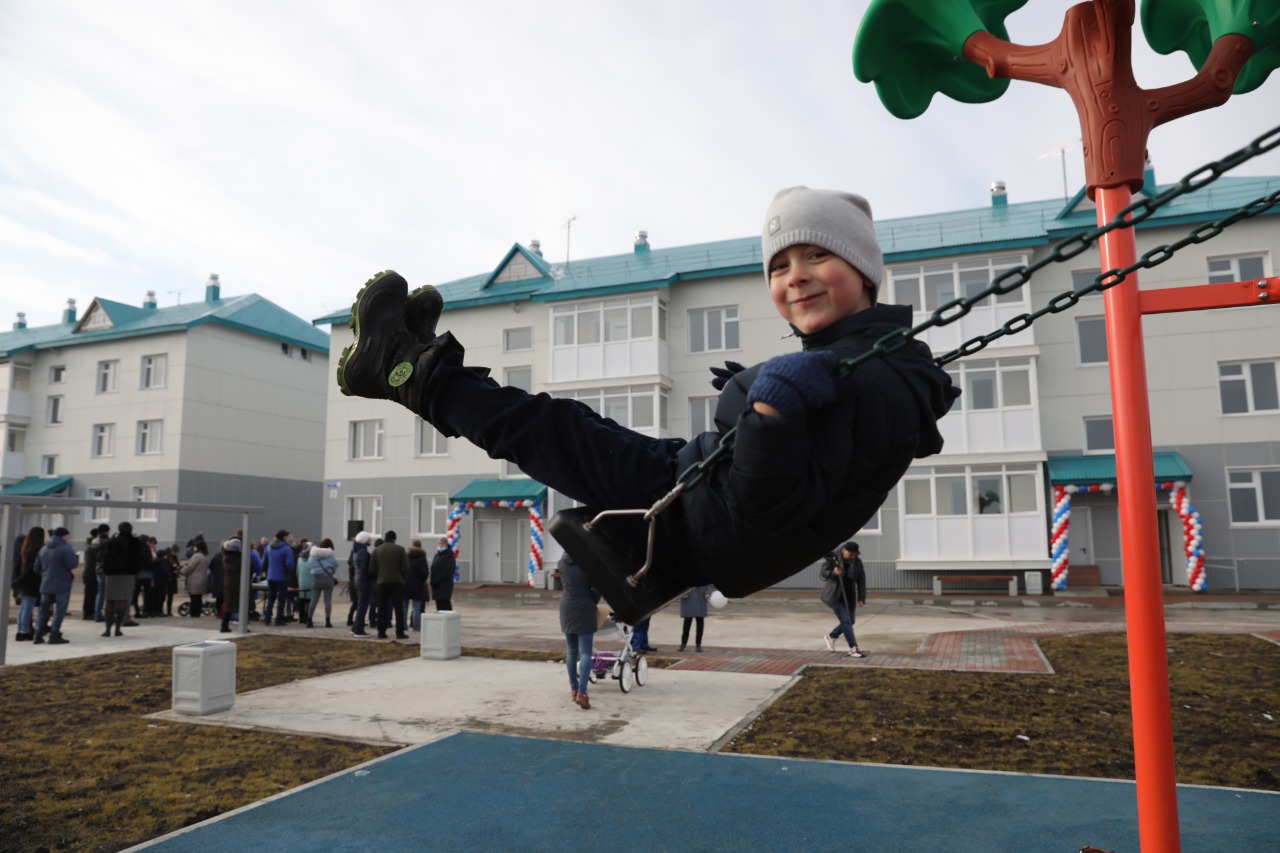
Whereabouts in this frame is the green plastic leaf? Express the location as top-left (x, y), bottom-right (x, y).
top-left (853, 0), bottom-right (1027, 119)
top-left (1142, 0), bottom-right (1280, 93)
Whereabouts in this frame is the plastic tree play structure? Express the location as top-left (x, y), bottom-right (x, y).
top-left (854, 1), bottom-right (1278, 850)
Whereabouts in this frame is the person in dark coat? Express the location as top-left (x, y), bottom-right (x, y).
top-left (558, 552), bottom-right (601, 710)
top-left (218, 536), bottom-right (261, 633)
top-left (81, 527), bottom-right (102, 620)
top-left (429, 537), bottom-right (456, 611)
top-left (678, 585), bottom-right (713, 653)
top-left (333, 187), bottom-right (958, 625)
top-left (349, 531), bottom-right (374, 636)
top-left (405, 539), bottom-right (430, 631)
top-left (12, 527), bottom-right (45, 641)
top-left (371, 530), bottom-right (409, 640)
top-left (101, 521), bottom-right (148, 637)
top-left (820, 542), bottom-right (867, 658)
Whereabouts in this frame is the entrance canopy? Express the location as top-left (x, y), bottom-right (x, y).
top-left (0, 475), bottom-right (73, 496)
top-left (450, 478), bottom-right (547, 504)
top-left (1047, 452), bottom-right (1192, 487)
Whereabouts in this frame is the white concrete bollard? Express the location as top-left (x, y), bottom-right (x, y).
top-left (421, 611), bottom-right (461, 660)
top-left (172, 640), bottom-right (236, 714)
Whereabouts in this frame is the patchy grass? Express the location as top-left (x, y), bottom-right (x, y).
top-left (1, 632), bottom-right (1276, 851)
top-left (724, 632), bottom-right (1280, 791)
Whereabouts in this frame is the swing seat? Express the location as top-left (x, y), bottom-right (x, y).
top-left (548, 507), bottom-right (691, 625)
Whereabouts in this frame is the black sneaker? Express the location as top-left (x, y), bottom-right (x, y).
top-left (405, 283), bottom-right (444, 342)
top-left (336, 271), bottom-right (426, 399)
top-left (48, 635), bottom-right (69, 645)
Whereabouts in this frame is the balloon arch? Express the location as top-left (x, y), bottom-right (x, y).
top-left (445, 499), bottom-right (544, 586)
top-left (1050, 481), bottom-right (1205, 592)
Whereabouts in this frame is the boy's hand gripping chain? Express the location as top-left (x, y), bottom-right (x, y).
top-left (588, 124), bottom-right (1280, 591)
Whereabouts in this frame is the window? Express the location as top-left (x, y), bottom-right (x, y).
top-left (412, 493), bottom-right (449, 537)
top-left (136, 419), bottom-right (163, 454)
top-left (414, 419), bottom-right (448, 456)
top-left (689, 307), bottom-right (739, 353)
top-left (140, 354), bottom-right (167, 389)
top-left (300, 348), bottom-right (311, 362)
top-left (561, 385), bottom-right (669, 430)
top-left (1084, 416), bottom-right (1115, 452)
top-left (1228, 469), bottom-right (1280, 524)
top-left (349, 419), bottom-right (384, 459)
top-left (1219, 360), bottom-right (1279, 415)
top-left (88, 488), bottom-right (110, 522)
top-left (132, 486), bottom-right (159, 522)
top-left (504, 327), bottom-right (532, 351)
top-left (1070, 269), bottom-right (1104, 297)
top-left (505, 366), bottom-right (532, 392)
top-left (904, 465), bottom-right (1040, 516)
top-left (11, 364), bottom-right (32, 390)
top-left (280, 342), bottom-right (291, 356)
top-left (859, 510), bottom-right (881, 533)
top-left (1077, 317), bottom-right (1109, 364)
top-left (91, 423), bottom-right (115, 457)
top-left (96, 360), bottom-right (118, 393)
top-left (46, 395), bottom-right (63, 425)
top-left (5, 425), bottom-right (25, 453)
top-left (935, 475), bottom-right (968, 515)
top-left (890, 255), bottom-right (1026, 310)
top-left (946, 359), bottom-right (1032, 411)
top-left (346, 495), bottom-right (382, 537)
top-left (1208, 254), bottom-right (1266, 284)
top-left (49, 365), bottom-right (66, 384)
top-left (41, 455), bottom-right (57, 476)
top-left (689, 396), bottom-right (717, 435)
top-left (553, 297), bottom-right (664, 347)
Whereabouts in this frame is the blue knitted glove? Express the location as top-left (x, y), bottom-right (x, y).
top-left (709, 360), bottom-right (746, 391)
top-left (746, 350), bottom-right (839, 419)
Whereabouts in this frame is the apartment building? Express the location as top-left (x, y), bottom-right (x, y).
top-left (0, 277), bottom-right (330, 546)
top-left (317, 171), bottom-right (1280, 592)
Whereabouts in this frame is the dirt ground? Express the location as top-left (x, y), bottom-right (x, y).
top-left (0, 632), bottom-right (1276, 852)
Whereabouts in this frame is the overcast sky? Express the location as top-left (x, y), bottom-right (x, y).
top-left (3, 0), bottom-right (1277, 331)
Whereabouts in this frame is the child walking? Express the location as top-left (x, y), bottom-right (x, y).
top-left (337, 187), bottom-right (958, 621)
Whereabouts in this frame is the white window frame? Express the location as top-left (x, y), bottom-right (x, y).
top-left (560, 385), bottom-right (668, 431)
top-left (88, 488), bottom-right (110, 522)
top-left (411, 493), bottom-right (450, 538)
top-left (40, 455), bottom-right (57, 477)
top-left (1070, 269), bottom-right (1105, 298)
top-left (346, 495), bottom-right (382, 537)
top-left (46, 395), bottom-right (64, 426)
top-left (49, 365), bottom-right (66, 384)
top-left (1083, 416), bottom-right (1115, 453)
top-left (1076, 316), bottom-right (1109, 365)
top-left (414, 418), bottom-right (448, 456)
top-left (504, 326), bottom-right (533, 351)
top-left (136, 419), bottom-right (163, 455)
top-left (1218, 359), bottom-right (1280, 415)
top-left (5, 425), bottom-right (25, 453)
top-left (949, 358), bottom-right (1033, 412)
top-left (348, 419), bottom-right (384, 460)
top-left (132, 486), bottom-right (159, 522)
top-left (688, 306), bottom-right (740, 354)
top-left (1207, 253), bottom-right (1267, 284)
top-left (505, 365), bottom-right (532, 392)
top-left (889, 255), bottom-right (1028, 311)
top-left (91, 423), bottom-right (115, 458)
top-left (96, 360), bottom-right (118, 394)
top-left (1226, 468), bottom-right (1280, 526)
top-left (902, 465), bottom-right (1041, 517)
top-left (10, 364), bottom-right (31, 391)
top-left (689, 396), bottom-right (717, 435)
top-left (280, 342), bottom-right (292, 357)
top-left (140, 354), bottom-right (167, 389)
top-left (300, 348), bottom-right (311, 362)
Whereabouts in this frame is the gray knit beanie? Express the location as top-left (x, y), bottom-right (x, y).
top-left (762, 187), bottom-right (883, 295)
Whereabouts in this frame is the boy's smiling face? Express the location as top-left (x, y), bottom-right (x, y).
top-left (767, 243), bottom-right (873, 335)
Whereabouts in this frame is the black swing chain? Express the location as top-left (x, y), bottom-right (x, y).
top-left (672, 123), bottom-right (1280, 499)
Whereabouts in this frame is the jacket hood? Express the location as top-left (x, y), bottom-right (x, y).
top-left (309, 546), bottom-right (334, 558)
top-left (268, 539), bottom-right (291, 551)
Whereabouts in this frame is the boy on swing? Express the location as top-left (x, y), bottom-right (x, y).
top-left (337, 187), bottom-right (959, 623)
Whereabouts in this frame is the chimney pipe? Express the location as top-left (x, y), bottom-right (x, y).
top-left (990, 181), bottom-right (1008, 208)
top-left (62, 299), bottom-right (77, 324)
top-left (206, 273), bottom-right (221, 302)
top-left (529, 240), bottom-right (542, 257)
top-left (143, 290), bottom-right (157, 309)
top-left (14, 312), bottom-right (26, 330)
top-left (634, 230), bottom-right (650, 254)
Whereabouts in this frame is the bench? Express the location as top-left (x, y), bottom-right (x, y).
top-left (933, 574), bottom-right (1017, 597)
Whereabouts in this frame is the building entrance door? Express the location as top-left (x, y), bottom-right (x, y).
top-left (476, 519), bottom-right (502, 583)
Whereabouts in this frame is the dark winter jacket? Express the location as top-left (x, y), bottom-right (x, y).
top-left (370, 540), bottom-right (408, 585)
top-left (102, 531), bottom-right (148, 577)
top-left (429, 546), bottom-right (456, 600)
top-left (262, 538), bottom-right (296, 583)
top-left (673, 304), bottom-right (958, 597)
top-left (15, 547), bottom-right (43, 598)
top-left (405, 546), bottom-right (429, 600)
top-left (679, 585), bottom-right (712, 619)
top-left (351, 540), bottom-right (372, 587)
top-left (558, 554), bottom-right (600, 635)
top-left (820, 552), bottom-right (866, 610)
top-left (36, 535), bottom-right (80, 595)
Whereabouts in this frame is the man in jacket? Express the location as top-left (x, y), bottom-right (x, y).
top-left (429, 537), bottom-right (457, 612)
top-left (261, 529), bottom-right (296, 626)
top-left (371, 530), bottom-right (409, 640)
top-left (81, 526), bottom-right (102, 621)
top-left (349, 531), bottom-right (374, 636)
top-left (820, 542), bottom-right (867, 658)
top-left (34, 527), bottom-right (79, 645)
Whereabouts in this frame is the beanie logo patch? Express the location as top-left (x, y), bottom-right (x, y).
top-left (767, 216), bottom-right (781, 235)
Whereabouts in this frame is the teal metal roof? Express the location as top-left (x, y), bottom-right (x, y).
top-left (312, 175), bottom-right (1280, 326)
top-left (451, 479), bottom-right (547, 504)
top-left (1047, 452), bottom-right (1193, 486)
top-left (1, 294), bottom-right (329, 358)
top-left (0, 475), bottom-right (73, 496)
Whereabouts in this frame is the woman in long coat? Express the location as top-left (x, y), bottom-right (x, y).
top-left (678, 585), bottom-right (713, 652)
top-left (181, 540), bottom-right (210, 618)
top-left (12, 527), bottom-right (45, 641)
top-left (558, 552), bottom-right (601, 710)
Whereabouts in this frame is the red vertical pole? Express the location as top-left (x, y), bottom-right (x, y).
top-left (1096, 186), bottom-right (1181, 852)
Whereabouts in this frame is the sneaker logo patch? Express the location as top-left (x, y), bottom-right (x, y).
top-left (388, 362), bottom-right (414, 387)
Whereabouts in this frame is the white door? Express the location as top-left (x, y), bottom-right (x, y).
top-left (1068, 505), bottom-right (1093, 567)
top-left (477, 519), bottom-right (502, 583)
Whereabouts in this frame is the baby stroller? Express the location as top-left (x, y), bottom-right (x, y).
top-left (589, 614), bottom-right (650, 693)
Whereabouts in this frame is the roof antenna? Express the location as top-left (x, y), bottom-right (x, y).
top-left (1038, 138), bottom-right (1081, 201)
top-left (562, 215), bottom-right (577, 266)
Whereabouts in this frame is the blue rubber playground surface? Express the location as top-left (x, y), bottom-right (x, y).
top-left (139, 731), bottom-right (1277, 852)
